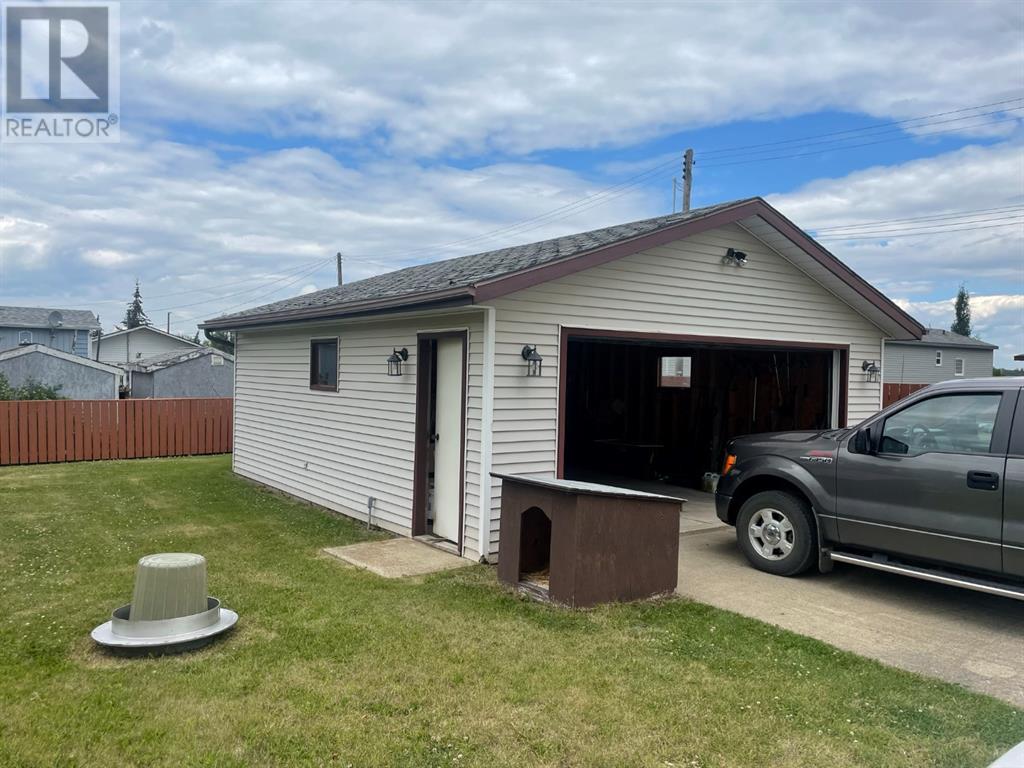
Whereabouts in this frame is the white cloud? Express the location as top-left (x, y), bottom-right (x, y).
top-left (2, 0), bottom-right (1022, 353)
top-left (119, 1), bottom-right (1024, 155)
top-left (770, 141), bottom-right (1024, 298)
top-left (0, 134), bottom-right (656, 334)
top-left (82, 249), bottom-right (137, 267)
top-left (0, 216), bottom-right (51, 270)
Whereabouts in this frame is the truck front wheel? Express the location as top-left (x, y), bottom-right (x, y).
top-left (736, 490), bottom-right (816, 576)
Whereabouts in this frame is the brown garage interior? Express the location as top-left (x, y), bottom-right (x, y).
top-left (561, 333), bottom-right (840, 491)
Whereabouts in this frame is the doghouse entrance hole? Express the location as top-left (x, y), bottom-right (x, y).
top-left (518, 506), bottom-right (552, 594)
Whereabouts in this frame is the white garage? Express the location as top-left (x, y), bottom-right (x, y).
top-left (202, 197), bottom-right (923, 561)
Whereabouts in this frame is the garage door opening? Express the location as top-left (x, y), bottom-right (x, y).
top-left (562, 335), bottom-right (841, 492)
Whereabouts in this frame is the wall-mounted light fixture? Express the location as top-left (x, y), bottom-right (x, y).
top-left (387, 347), bottom-right (409, 377)
top-left (521, 345), bottom-right (543, 377)
top-left (861, 359), bottom-right (881, 383)
top-left (722, 247), bottom-right (748, 267)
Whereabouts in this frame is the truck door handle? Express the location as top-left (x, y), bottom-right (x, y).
top-left (966, 470), bottom-right (999, 491)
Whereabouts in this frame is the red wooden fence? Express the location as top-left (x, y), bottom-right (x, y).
top-left (882, 383), bottom-right (928, 408)
top-left (0, 398), bottom-right (232, 466)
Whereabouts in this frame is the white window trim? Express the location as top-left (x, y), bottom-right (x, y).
top-left (18, 330), bottom-right (32, 344)
top-left (954, 358), bottom-right (965, 376)
top-left (935, 350), bottom-right (943, 366)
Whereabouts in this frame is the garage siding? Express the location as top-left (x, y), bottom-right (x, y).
top-left (232, 311), bottom-right (485, 555)
top-left (482, 222), bottom-right (886, 556)
top-left (97, 328), bottom-right (199, 365)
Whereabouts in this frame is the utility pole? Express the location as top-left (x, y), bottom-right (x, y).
top-left (166, 312), bottom-right (170, 333)
top-left (682, 148), bottom-right (694, 212)
top-left (672, 178), bottom-right (677, 213)
top-left (336, 252), bottom-right (343, 286)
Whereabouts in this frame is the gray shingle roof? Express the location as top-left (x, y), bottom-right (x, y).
top-left (890, 328), bottom-right (997, 350)
top-left (0, 306), bottom-right (100, 330)
top-left (126, 347), bottom-right (234, 372)
top-left (206, 198), bottom-right (756, 327)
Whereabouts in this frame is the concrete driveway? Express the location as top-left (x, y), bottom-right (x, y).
top-left (676, 492), bottom-right (1024, 708)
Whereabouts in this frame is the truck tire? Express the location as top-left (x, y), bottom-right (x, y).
top-left (736, 490), bottom-right (816, 576)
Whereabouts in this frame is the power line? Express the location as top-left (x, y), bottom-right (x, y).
top-left (340, 99), bottom-right (1024, 264)
top-left (814, 212), bottom-right (1024, 236)
top-left (143, 97), bottom-right (1024, 314)
top-left (204, 261), bottom-right (332, 319)
top-left (170, 261), bottom-right (332, 328)
top-left (698, 96), bottom-right (1024, 157)
top-left (349, 155), bottom-right (681, 263)
top-left (350, 101), bottom-right (1024, 263)
top-left (696, 106), bottom-right (1023, 164)
top-left (699, 114), bottom-right (1023, 169)
top-left (809, 204), bottom-right (1024, 232)
top-left (150, 256), bottom-right (333, 313)
top-left (816, 220), bottom-right (1023, 241)
top-left (144, 257), bottom-right (331, 299)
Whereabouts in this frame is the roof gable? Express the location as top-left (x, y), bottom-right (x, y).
top-left (102, 325), bottom-right (202, 346)
top-left (203, 197), bottom-right (923, 340)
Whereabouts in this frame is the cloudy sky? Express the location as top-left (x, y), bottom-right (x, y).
top-left (1, 0), bottom-right (1022, 364)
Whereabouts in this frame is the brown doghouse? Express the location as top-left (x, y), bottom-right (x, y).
top-left (493, 474), bottom-right (682, 608)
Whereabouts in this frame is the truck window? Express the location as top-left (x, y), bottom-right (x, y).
top-left (880, 394), bottom-right (1001, 456)
top-left (1011, 391), bottom-right (1024, 457)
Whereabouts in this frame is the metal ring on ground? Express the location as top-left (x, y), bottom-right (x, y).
top-left (91, 597), bottom-right (238, 649)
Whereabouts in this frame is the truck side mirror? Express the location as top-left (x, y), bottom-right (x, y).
top-left (852, 428), bottom-right (873, 455)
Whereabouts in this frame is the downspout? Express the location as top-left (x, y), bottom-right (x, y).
top-left (477, 306), bottom-right (496, 563)
top-left (879, 338), bottom-right (886, 412)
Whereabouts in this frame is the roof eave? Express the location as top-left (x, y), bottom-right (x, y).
top-left (201, 286), bottom-right (476, 331)
top-left (888, 339), bottom-right (998, 350)
top-left (470, 198), bottom-right (924, 341)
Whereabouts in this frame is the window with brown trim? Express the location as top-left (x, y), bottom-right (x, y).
top-left (310, 339), bottom-right (338, 391)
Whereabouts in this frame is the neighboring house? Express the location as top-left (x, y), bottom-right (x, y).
top-left (96, 325), bottom-right (202, 365)
top-left (0, 344), bottom-right (123, 400)
top-left (124, 348), bottom-right (234, 398)
top-left (202, 197), bottom-right (924, 562)
top-left (884, 329), bottom-right (997, 395)
top-left (0, 306), bottom-right (100, 357)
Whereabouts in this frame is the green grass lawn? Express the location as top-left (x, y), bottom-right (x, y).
top-left (0, 456), bottom-right (1020, 767)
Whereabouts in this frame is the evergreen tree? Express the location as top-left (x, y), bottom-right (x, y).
top-left (204, 330), bottom-right (235, 354)
top-left (123, 280), bottom-right (151, 329)
top-left (950, 283), bottom-right (972, 337)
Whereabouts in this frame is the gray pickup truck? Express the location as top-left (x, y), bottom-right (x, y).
top-left (715, 377), bottom-right (1024, 599)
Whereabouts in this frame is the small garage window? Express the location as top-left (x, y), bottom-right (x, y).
top-left (954, 358), bottom-right (965, 376)
top-left (310, 339), bottom-right (338, 391)
top-left (935, 350), bottom-right (943, 366)
top-left (658, 356), bottom-right (691, 388)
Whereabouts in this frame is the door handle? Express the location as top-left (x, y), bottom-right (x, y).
top-left (966, 470), bottom-right (999, 491)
